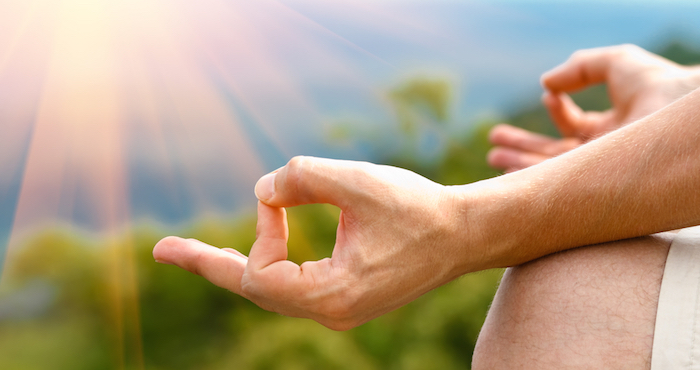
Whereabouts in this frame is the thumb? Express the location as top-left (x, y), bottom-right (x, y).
top-left (543, 92), bottom-right (584, 137)
top-left (541, 46), bottom-right (615, 92)
top-left (543, 92), bottom-right (615, 140)
top-left (152, 237), bottom-right (247, 294)
top-left (254, 156), bottom-right (367, 209)
top-left (246, 201), bottom-right (290, 270)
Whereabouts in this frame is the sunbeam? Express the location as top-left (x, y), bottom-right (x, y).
top-left (0, 0), bottom-right (423, 365)
top-left (1, 0), bottom-right (700, 368)
top-left (2, 0), bottom-right (393, 247)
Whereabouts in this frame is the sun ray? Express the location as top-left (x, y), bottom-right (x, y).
top-left (274, 0), bottom-right (396, 68)
top-left (0, 0), bottom-right (453, 365)
top-left (0, 0), bottom-right (44, 76)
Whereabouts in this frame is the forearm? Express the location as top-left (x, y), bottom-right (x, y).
top-left (454, 87), bottom-right (700, 272)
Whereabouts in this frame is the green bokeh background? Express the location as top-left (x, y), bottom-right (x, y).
top-left (1, 41), bottom-right (698, 370)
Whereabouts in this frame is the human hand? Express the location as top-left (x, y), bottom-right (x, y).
top-left (489, 44), bottom-right (700, 172)
top-left (153, 157), bottom-right (467, 330)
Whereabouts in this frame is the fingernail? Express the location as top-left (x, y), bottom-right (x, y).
top-left (155, 259), bottom-right (174, 265)
top-left (255, 172), bottom-right (276, 201)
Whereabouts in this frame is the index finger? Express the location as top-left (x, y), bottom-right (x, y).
top-left (254, 156), bottom-right (374, 210)
top-left (541, 46), bottom-right (619, 93)
top-left (489, 123), bottom-right (568, 156)
top-left (153, 236), bottom-right (248, 295)
top-left (241, 202), bottom-right (333, 317)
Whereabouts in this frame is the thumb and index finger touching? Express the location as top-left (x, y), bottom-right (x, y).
top-left (154, 156), bottom-right (358, 293)
top-left (542, 47), bottom-right (616, 92)
top-left (540, 47), bottom-right (619, 138)
top-left (248, 156), bottom-right (364, 270)
top-left (254, 156), bottom-right (361, 210)
top-left (156, 48), bottom-right (622, 286)
top-left (151, 202), bottom-right (297, 297)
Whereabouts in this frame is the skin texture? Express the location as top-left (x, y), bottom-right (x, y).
top-left (465, 88), bottom-right (700, 269)
top-left (153, 45), bottom-right (700, 331)
top-left (471, 232), bottom-right (674, 370)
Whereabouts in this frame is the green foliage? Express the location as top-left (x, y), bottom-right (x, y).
top-left (0, 220), bottom-right (501, 370)
top-left (657, 40), bottom-right (700, 65)
top-left (388, 122), bottom-right (500, 186)
top-left (7, 40), bottom-right (698, 370)
top-left (390, 78), bottom-right (451, 135)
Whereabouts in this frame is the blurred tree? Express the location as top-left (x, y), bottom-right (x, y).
top-left (5, 39), bottom-right (699, 370)
top-left (657, 40), bottom-right (700, 65)
top-left (389, 78), bottom-right (451, 135)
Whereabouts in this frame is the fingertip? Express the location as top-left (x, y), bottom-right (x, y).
top-left (487, 147), bottom-right (527, 173)
top-left (255, 201), bottom-right (288, 241)
top-left (488, 123), bottom-right (513, 144)
top-left (153, 235), bottom-right (183, 264)
top-left (255, 172), bottom-right (277, 202)
top-left (541, 91), bottom-right (558, 108)
top-left (540, 65), bottom-right (563, 91)
top-left (487, 147), bottom-right (549, 171)
top-left (540, 71), bottom-right (552, 89)
top-left (249, 202), bottom-right (289, 270)
top-left (256, 201), bottom-right (287, 225)
top-left (486, 147), bottom-right (508, 170)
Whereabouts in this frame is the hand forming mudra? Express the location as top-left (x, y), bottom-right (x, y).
top-left (154, 158), bottom-right (469, 330)
top-left (154, 45), bottom-right (700, 331)
top-left (488, 44), bottom-right (700, 172)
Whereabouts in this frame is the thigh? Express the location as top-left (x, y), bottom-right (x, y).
top-left (472, 232), bottom-right (675, 370)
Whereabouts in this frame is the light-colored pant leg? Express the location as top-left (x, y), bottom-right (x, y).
top-left (652, 225), bottom-right (700, 370)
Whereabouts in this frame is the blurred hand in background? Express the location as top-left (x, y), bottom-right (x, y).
top-left (488, 44), bottom-right (700, 172)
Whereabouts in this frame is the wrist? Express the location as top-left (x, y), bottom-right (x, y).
top-left (443, 175), bottom-right (533, 275)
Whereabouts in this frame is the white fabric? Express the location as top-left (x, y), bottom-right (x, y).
top-left (651, 225), bottom-right (700, 370)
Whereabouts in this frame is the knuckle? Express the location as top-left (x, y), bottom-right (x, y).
top-left (239, 272), bottom-right (257, 297)
top-left (348, 164), bottom-right (372, 186)
top-left (608, 44), bottom-right (641, 60)
top-left (618, 43), bottom-right (640, 53)
top-left (286, 156), bottom-right (307, 182)
top-left (187, 249), bottom-right (206, 276)
top-left (612, 44), bottom-right (632, 57)
top-left (285, 155), bottom-right (310, 200)
top-left (286, 155), bottom-right (307, 173)
top-left (569, 49), bottom-right (590, 62)
top-left (488, 124), bottom-right (510, 141)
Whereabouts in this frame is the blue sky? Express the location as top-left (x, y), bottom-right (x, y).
top-left (281, 0), bottom-right (700, 129)
top-left (1, 0), bottom-right (699, 239)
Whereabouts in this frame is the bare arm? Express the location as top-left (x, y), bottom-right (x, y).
top-left (456, 87), bottom-right (700, 271)
top-left (153, 54), bottom-right (700, 331)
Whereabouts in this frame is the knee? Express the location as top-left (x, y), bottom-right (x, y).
top-left (472, 234), bottom-right (672, 370)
